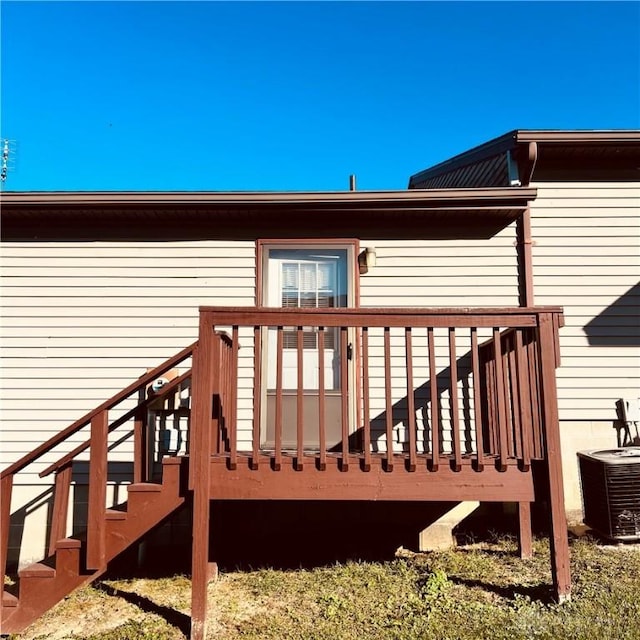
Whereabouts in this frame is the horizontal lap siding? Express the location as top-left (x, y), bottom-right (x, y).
top-left (0, 240), bottom-right (256, 478)
top-left (357, 231), bottom-right (519, 453)
top-left (4, 210), bottom-right (627, 437)
top-left (530, 182), bottom-right (640, 422)
top-left (358, 229), bottom-right (520, 308)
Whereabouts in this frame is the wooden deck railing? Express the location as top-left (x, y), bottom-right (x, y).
top-left (194, 307), bottom-right (564, 473)
top-left (2, 305), bottom-right (571, 617)
top-left (0, 343), bottom-right (195, 578)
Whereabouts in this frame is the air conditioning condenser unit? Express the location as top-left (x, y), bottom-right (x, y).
top-left (578, 447), bottom-right (640, 542)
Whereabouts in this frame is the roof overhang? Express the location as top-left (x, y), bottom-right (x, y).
top-left (409, 129), bottom-right (640, 188)
top-left (1, 188), bottom-right (536, 241)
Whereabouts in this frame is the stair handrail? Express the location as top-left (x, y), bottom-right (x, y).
top-left (1, 341), bottom-right (197, 584)
top-left (40, 369), bottom-right (193, 478)
top-left (0, 341), bottom-right (197, 481)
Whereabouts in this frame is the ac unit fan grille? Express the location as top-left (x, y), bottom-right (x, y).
top-left (579, 455), bottom-right (640, 540)
top-left (605, 463), bottom-right (640, 538)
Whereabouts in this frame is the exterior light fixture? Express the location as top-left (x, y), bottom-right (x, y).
top-left (358, 247), bottom-right (377, 274)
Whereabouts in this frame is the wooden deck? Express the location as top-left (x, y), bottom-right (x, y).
top-left (1, 305), bottom-right (570, 640)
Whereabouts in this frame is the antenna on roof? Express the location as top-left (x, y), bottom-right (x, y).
top-left (1, 139), bottom-right (16, 183)
top-left (349, 174), bottom-right (357, 191)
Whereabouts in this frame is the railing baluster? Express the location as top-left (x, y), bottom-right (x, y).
top-left (384, 327), bottom-right (394, 471)
top-left (503, 336), bottom-right (515, 458)
top-left (48, 463), bottom-right (72, 555)
top-left (470, 328), bottom-right (485, 470)
top-left (516, 329), bottom-right (532, 469)
top-left (87, 410), bottom-right (108, 570)
top-left (274, 326), bottom-right (283, 471)
top-left (223, 335), bottom-right (230, 454)
top-left (449, 328), bottom-right (462, 471)
top-left (427, 327), bottom-right (439, 471)
top-left (553, 313), bottom-right (562, 368)
top-left (220, 336), bottom-right (227, 454)
top-left (214, 337), bottom-right (225, 455)
top-left (318, 327), bottom-right (326, 470)
top-left (405, 327), bottom-right (417, 471)
top-left (485, 351), bottom-right (498, 456)
top-left (1, 473), bottom-right (13, 582)
top-left (527, 331), bottom-right (543, 458)
top-left (493, 328), bottom-right (509, 470)
top-left (296, 326), bottom-right (304, 470)
top-left (340, 326), bottom-right (349, 471)
top-left (133, 407), bottom-right (147, 484)
top-left (508, 333), bottom-right (522, 459)
top-left (252, 326), bottom-right (262, 469)
top-left (362, 327), bottom-right (371, 472)
top-left (229, 327), bottom-right (239, 469)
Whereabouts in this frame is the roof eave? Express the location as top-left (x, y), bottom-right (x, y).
top-left (408, 131), bottom-right (519, 188)
top-left (408, 129), bottom-right (640, 188)
top-left (0, 187), bottom-right (536, 208)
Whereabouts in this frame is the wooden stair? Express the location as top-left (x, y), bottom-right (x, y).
top-left (0, 457), bottom-right (186, 635)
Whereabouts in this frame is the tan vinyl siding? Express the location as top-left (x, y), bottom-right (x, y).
top-left (530, 182), bottom-right (640, 424)
top-left (0, 240), bottom-right (255, 480)
top-left (5, 193), bottom-right (635, 540)
top-left (359, 224), bottom-right (520, 308)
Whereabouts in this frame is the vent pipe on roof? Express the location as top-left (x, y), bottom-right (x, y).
top-left (349, 174), bottom-right (357, 191)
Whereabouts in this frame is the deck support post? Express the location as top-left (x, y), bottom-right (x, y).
top-left (86, 411), bottom-right (108, 570)
top-left (516, 207), bottom-right (535, 562)
top-left (517, 501), bottom-right (533, 559)
top-left (537, 312), bottom-right (571, 602)
top-left (190, 316), bottom-right (218, 640)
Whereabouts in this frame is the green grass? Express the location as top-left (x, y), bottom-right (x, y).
top-left (14, 535), bottom-right (640, 640)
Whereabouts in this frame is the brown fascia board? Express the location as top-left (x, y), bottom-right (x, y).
top-left (515, 130), bottom-right (640, 144)
top-left (408, 129), bottom-right (640, 187)
top-left (0, 187), bottom-right (536, 209)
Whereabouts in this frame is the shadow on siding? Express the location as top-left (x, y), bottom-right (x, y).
top-left (583, 282), bottom-right (640, 346)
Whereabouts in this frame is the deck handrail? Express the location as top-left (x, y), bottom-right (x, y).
top-left (0, 342), bottom-right (197, 481)
top-left (199, 305), bottom-right (564, 328)
top-left (195, 306), bottom-right (565, 475)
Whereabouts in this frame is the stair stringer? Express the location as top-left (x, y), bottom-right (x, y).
top-left (0, 457), bottom-right (187, 635)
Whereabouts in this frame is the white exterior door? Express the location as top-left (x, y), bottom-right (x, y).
top-left (262, 246), bottom-right (355, 449)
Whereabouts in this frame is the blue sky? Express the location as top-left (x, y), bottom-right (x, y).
top-left (1, 1), bottom-right (639, 191)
